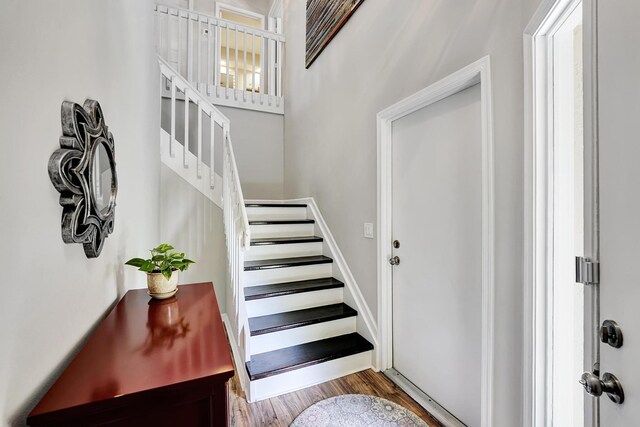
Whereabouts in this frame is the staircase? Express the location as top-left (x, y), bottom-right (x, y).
top-left (242, 203), bottom-right (374, 401)
top-left (155, 3), bottom-right (375, 402)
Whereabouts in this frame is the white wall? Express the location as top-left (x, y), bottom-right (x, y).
top-left (159, 99), bottom-right (284, 199)
top-left (0, 1), bottom-right (161, 425)
top-left (283, 0), bottom-right (542, 425)
top-left (160, 165), bottom-right (228, 303)
top-left (218, 106), bottom-right (284, 199)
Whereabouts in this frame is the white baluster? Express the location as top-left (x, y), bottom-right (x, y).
top-left (260, 35), bottom-right (265, 103)
top-left (268, 34), bottom-right (274, 97)
top-left (241, 30), bottom-right (247, 95)
top-left (207, 21), bottom-right (212, 89)
top-left (277, 39), bottom-right (283, 98)
top-left (210, 118), bottom-right (216, 189)
top-left (177, 12), bottom-right (182, 75)
top-left (156, 9), bottom-right (162, 56)
top-left (251, 31), bottom-right (256, 102)
top-left (214, 22), bottom-right (220, 88)
top-left (183, 88), bottom-right (189, 168)
top-left (197, 104), bottom-right (202, 178)
top-left (164, 10), bottom-right (170, 61)
top-left (170, 77), bottom-right (176, 158)
top-left (225, 25), bottom-right (230, 98)
top-left (188, 12), bottom-right (193, 82)
top-left (197, 17), bottom-right (202, 86)
top-left (234, 26), bottom-right (239, 100)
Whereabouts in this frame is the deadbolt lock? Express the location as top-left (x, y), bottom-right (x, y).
top-left (600, 320), bottom-right (623, 348)
top-left (580, 372), bottom-right (624, 404)
top-left (393, 240), bottom-right (400, 249)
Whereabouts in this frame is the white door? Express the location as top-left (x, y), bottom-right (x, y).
top-left (586, 0), bottom-right (640, 424)
top-left (391, 84), bottom-right (482, 426)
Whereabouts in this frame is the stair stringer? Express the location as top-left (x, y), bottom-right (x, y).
top-left (160, 128), bottom-right (222, 207)
top-left (245, 197), bottom-right (380, 368)
top-left (221, 313), bottom-right (250, 399)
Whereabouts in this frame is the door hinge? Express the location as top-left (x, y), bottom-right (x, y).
top-left (576, 256), bottom-right (600, 285)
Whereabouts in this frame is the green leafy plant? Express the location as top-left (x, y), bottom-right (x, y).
top-left (125, 243), bottom-right (195, 280)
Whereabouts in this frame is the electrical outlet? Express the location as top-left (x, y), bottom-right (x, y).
top-left (364, 222), bottom-right (374, 239)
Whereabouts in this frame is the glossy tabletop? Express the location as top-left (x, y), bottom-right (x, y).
top-left (28, 282), bottom-right (234, 423)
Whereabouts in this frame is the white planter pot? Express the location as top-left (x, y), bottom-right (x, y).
top-left (147, 270), bottom-right (179, 298)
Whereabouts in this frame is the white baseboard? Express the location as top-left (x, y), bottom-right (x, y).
top-left (384, 368), bottom-right (466, 427)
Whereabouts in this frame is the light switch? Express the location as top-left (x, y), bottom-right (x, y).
top-left (364, 222), bottom-right (374, 239)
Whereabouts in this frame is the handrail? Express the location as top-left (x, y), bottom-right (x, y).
top-left (223, 132), bottom-right (252, 363)
top-left (159, 56), bottom-right (229, 125)
top-left (159, 55), bottom-right (251, 366)
top-left (226, 135), bottom-right (251, 248)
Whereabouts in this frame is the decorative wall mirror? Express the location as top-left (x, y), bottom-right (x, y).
top-left (48, 99), bottom-right (117, 258)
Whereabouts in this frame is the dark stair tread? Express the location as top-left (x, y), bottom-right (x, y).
top-left (244, 277), bottom-right (344, 301)
top-left (246, 333), bottom-right (373, 381)
top-left (250, 236), bottom-right (323, 246)
top-left (246, 203), bottom-right (307, 208)
top-left (249, 219), bottom-right (315, 225)
top-left (249, 303), bottom-right (357, 336)
top-left (244, 255), bottom-right (333, 271)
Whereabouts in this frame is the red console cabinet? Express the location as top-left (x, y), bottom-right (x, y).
top-left (28, 283), bottom-right (235, 427)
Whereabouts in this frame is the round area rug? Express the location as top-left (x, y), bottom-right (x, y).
top-left (290, 394), bottom-right (429, 427)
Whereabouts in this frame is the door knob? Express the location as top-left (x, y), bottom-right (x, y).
top-left (579, 372), bottom-right (624, 404)
top-left (389, 256), bottom-right (400, 266)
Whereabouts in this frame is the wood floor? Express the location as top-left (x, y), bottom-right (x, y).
top-left (229, 369), bottom-right (445, 426)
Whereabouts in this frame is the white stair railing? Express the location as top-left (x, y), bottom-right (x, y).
top-left (223, 134), bottom-right (251, 363)
top-left (159, 55), bottom-right (252, 367)
top-left (155, 3), bottom-right (285, 114)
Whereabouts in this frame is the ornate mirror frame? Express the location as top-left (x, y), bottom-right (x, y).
top-left (48, 99), bottom-right (118, 258)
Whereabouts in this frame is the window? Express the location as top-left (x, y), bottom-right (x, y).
top-left (215, 3), bottom-right (264, 92)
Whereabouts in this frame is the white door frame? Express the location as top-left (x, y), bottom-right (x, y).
top-left (215, 2), bottom-right (265, 29)
top-left (268, 0), bottom-right (283, 32)
top-left (523, 0), bottom-right (598, 425)
top-left (376, 56), bottom-right (495, 427)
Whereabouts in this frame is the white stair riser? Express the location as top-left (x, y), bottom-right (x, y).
top-left (247, 206), bottom-right (308, 221)
top-left (245, 242), bottom-right (323, 261)
top-left (250, 223), bottom-right (315, 238)
top-left (243, 263), bottom-right (332, 287)
top-left (247, 351), bottom-right (373, 402)
top-left (250, 317), bottom-right (356, 355)
top-left (246, 287), bottom-right (344, 317)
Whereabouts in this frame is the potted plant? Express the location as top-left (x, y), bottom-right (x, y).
top-left (125, 243), bottom-right (195, 299)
